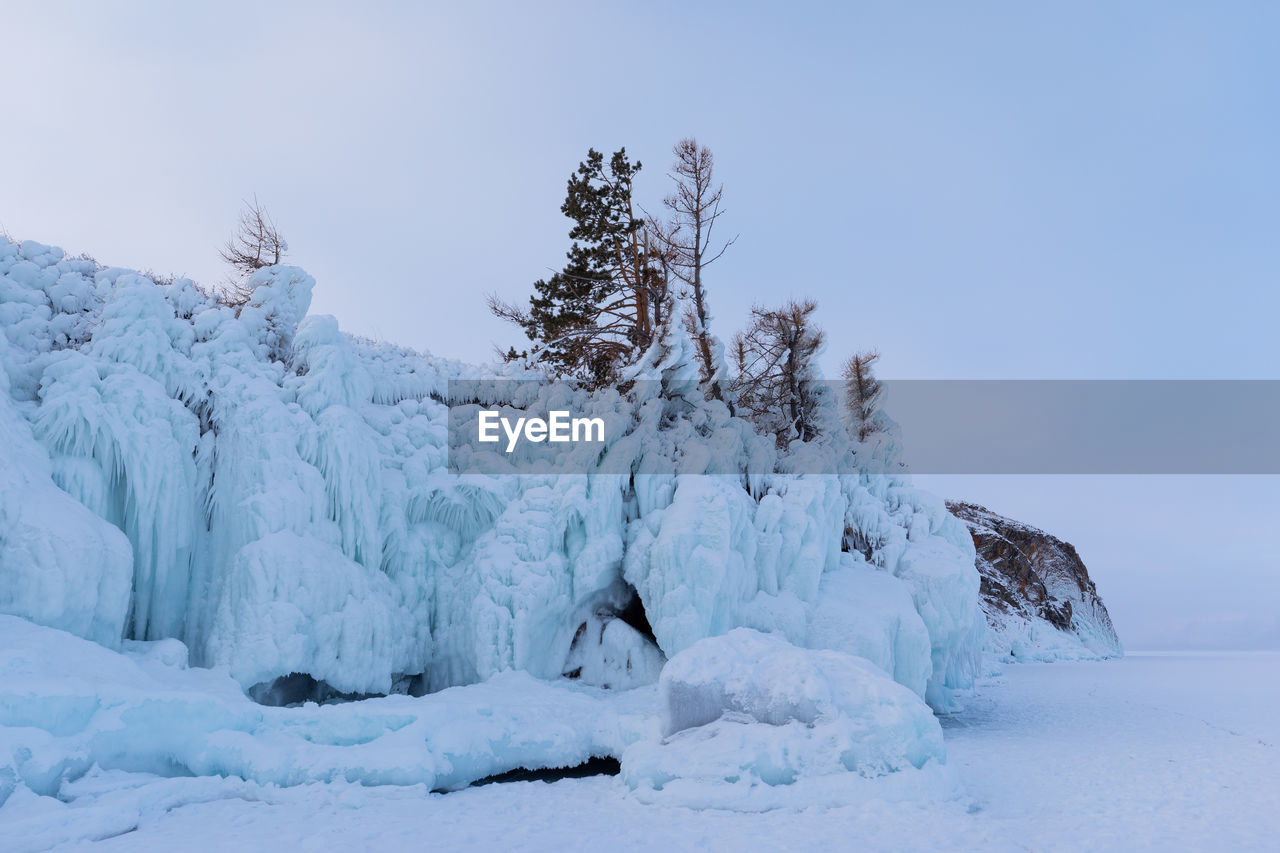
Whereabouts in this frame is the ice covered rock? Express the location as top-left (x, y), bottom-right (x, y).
top-left (560, 593), bottom-right (666, 690)
top-left (894, 537), bottom-right (987, 711)
top-left (621, 628), bottom-right (948, 809)
top-left (240, 266), bottom-right (314, 360)
top-left (33, 349), bottom-right (202, 641)
top-left (841, 475), bottom-right (988, 709)
top-left (624, 475), bottom-right (762, 656)
top-left (948, 501), bottom-right (1123, 662)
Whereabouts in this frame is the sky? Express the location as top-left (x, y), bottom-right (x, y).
top-left (3, 1), bottom-right (1278, 648)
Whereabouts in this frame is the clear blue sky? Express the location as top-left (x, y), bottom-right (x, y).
top-left (3, 1), bottom-right (1278, 647)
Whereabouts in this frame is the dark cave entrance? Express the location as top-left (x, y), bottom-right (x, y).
top-left (469, 756), bottom-right (621, 788)
top-left (561, 582), bottom-right (661, 683)
top-left (616, 585), bottom-right (657, 645)
top-left (247, 671), bottom-right (428, 707)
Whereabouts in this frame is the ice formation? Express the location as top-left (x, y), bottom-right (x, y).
top-left (621, 628), bottom-right (950, 809)
top-left (0, 615), bottom-right (654, 802)
top-left (807, 555), bottom-right (933, 699)
top-left (0, 234), bottom-right (988, 804)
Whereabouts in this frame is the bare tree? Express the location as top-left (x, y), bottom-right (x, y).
top-left (219, 197), bottom-right (287, 304)
top-left (842, 350), bottom-right (885, 442)
top-left (651, 139), bottom-right (736, 400)
top-left (730, 299), bottom-right (825, 446)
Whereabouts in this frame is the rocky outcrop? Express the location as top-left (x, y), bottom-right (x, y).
top-left (947, 501), bottom-right (1122, 662)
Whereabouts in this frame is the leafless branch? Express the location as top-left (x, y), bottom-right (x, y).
top-left (219, 196), bottom-right (287, 304)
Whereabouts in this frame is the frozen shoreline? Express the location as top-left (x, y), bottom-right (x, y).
top-left (5, 651), bottom-right (1275, 852)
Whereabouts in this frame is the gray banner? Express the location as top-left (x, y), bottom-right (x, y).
top-left (446, 380), bottom-right (1280, 474)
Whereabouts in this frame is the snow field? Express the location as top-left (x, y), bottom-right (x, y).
top-left (10, 653), bottom-right (1271, 851)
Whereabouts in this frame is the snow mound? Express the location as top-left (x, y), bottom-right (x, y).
top-left (621, 629), bottom-right (949, 810)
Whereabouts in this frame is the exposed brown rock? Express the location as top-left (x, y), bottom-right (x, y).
top-left (947, 500), bottom-right (1121, 659)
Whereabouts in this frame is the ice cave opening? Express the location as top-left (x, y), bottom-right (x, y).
top-left (561, 583), bottom-right (665, 690)
top-left (472, 756), bottom-right (623, 788)
top-left (248, 671), bottom-right (429, 707)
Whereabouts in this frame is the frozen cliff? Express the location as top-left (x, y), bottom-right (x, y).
top-left (1, 234), bottom-right (991, 804)
top-left (947, 501), bottom-right (1122, 662)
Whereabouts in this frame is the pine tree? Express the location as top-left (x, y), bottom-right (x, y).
top-left (730, 299), bottom-right (826, 446)
top-left (491, 148), bottom-right (664, 386)
top-left (842, 349), bottom-right (885, 442)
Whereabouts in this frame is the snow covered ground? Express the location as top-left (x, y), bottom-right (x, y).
top-left (944, 652), bottom-right (1279, 851)
top-left (5, 651), bottom-right (1274, 852)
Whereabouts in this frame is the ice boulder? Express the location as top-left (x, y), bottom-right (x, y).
top-left (621, 628), bottom-right (948, 809)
